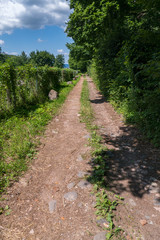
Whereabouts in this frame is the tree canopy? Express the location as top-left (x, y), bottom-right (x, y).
top-left (54, 54), bottom-right (65, 68)
top-left (29, 50), bottom-right (55, 67)
top-left (66, 0), bottom-right (160, 145)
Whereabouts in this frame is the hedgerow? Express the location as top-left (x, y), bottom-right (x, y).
top-left (61, 68), bottom-right (77, 82)
top-left (0, 64), bottom-right (75, 114)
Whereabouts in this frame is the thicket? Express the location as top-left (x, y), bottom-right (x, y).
top-left (66, 0), bottom-right (160, 146)
top-left (0, 63), bottom-right (76, 114)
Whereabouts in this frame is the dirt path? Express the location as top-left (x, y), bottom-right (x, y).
top-left (0, 76), bottom-right (160, 240)
top-left (87, 77), bottom-right (160, 240)
top-left (0, 77), bottom-right (103, 240)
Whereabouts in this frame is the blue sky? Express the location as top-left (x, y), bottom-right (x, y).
top-left (0, 0), bottom-right (73, 63)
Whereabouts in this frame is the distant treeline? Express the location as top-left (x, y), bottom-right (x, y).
top-left (0, 48), bottom-right (65, 68)
top-left (66, 0), bottom-right (160, 146)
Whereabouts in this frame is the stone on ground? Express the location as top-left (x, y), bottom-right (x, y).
top-left (64, 191), bottom-right (78, 201)
top-left (48, 89), bottom-right (58, 100)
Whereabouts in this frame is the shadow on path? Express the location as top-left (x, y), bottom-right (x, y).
top-left (88, 95), bottom-right (160, 200)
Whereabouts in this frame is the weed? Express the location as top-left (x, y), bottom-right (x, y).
top-left (0, 205), bottom-right (12, 216)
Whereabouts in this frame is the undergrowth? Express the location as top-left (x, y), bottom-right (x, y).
top-left (80, 78), bottom-right (125, 240)
top-left (0, 79), bottom-right (79, 197)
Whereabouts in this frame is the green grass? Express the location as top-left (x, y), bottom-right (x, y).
top-left (80, 78), bottom-right (125, 240)
top-left (0, 79), bottom-right (79, 196)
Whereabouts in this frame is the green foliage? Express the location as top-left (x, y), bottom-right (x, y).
top-left (67, 0), bottom-right (160, 146)
top-left (29, 50), bottom-right (55, 67)
top-left (61, 68), bottom-right (77, 82)
top-left (0, 47), bottom-right (6, 64)
top-left (0, 64), bottom-right (63, 113)
top-left (66, 43), bottom-right (91, 72)
top-left (54, 54), bottom-right (65, 68)
top-left (80, 79), bottom-right (94, 129)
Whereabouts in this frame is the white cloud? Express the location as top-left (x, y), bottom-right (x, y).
top-left (5, 51), bottom-right (18, 55)
top-left (0, 40), bottom-right (5, 45)
top-left (0, 0), bottom-right (70, 35)
top-left (57, 49), bottom-right (63, 53)
top-left (57, 49), bottom-right (69, 56)
top-left (37, 38), bottom-right (44, 42)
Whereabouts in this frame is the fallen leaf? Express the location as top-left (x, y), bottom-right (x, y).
top-left (103, 223), bottom-right (109, 228)
top-left (140, 219), bottom-right (147, 226)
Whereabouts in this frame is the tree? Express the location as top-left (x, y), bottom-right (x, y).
top-left (54, 54), bottom-right (65, 68)
top-left (0, 47), bottom-right (6, 64)
top-left (19, 51), bottom-right (28, 65)
top-left (66, 43), bottom-right (90, 72)
top-left (66, 0), bottom-right (160, 145)
top-left (29, 50), bottom-right (55, 67)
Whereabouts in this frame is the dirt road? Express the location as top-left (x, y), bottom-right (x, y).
top-left (0, 76), bottom-right (160, 240)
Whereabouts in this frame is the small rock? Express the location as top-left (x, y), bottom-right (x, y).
top-left (67, 81), bottom-right (73, 85)
top-left (49, 200), bottom-right (57, 213)
top-left (93, 231), bottom-right (106, 240)
top-left (96, 219), bottom-right (109, 228)
top-left (84, 134), bottom-right (91, 139)
top-left (155, 193), bottom-right (160, 197)
top-left (77, 180), bottom-right (92, 189)
top-left (77, 171), bottom-right (88, 178)
top-left (154, 207), bottom-right (160, 212)
top-left (19, 178), bottom-right (28, 187)
top-left (149, 187), bottom-right (158, 194)
top-left (151, 182), bottom-right (158, 187)
top-left (77, 155), bottom-right (83, 162)
top-left (140, 219), bottom-right (147, 226)
top-left (67, 182), bottom-right (75, 190)
top-left (148, 220), bottom-right (153, 225)
top-left (64, 192), bottom-right (78, 201)
top-left (129, 198), bottom-right (137, 207)
top-left (48, 90), bottom-right (58, 100)
top-left (52, 130), bottom-right (58, 134)
top-left (78, 203), bottom-right (83, 208)
top-left (29, 229), bottom-right (34, 235)
top-left (77, 114), bottom-right (81, 117)
top-left (154, 198), bottom-right (160, 206)
top-left (131, 168), bottom-right (136, 172)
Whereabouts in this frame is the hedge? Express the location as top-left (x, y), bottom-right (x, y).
top-left (0, 64), bottom-right (76, 113)
top-left (61, 68), bottom-right (77, 82)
